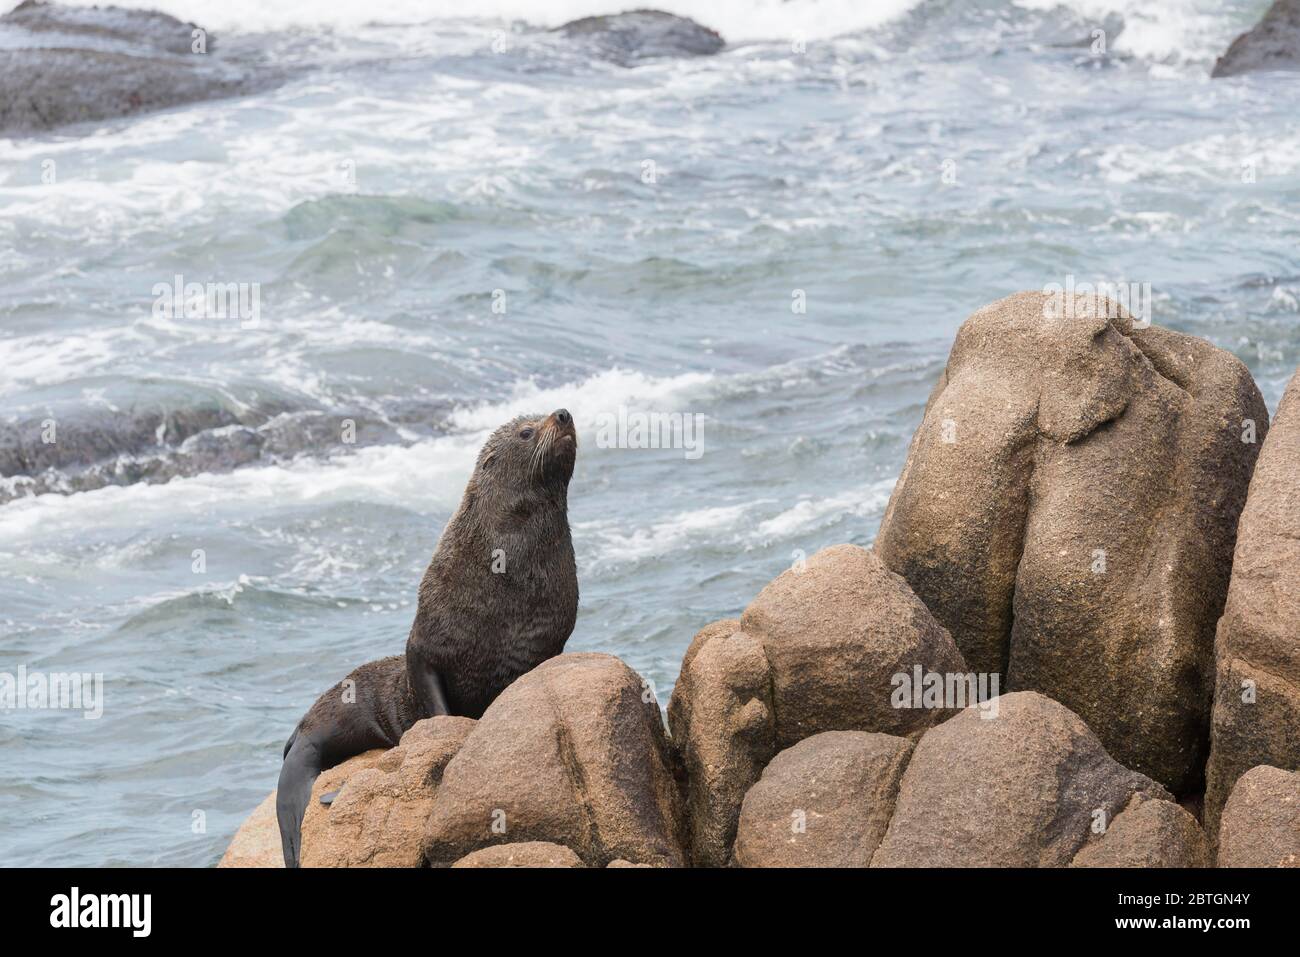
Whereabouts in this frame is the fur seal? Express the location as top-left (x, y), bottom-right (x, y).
top-left (276, 409), bottom-right (579, 867)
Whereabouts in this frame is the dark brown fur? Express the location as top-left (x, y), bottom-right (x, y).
top-left (277, 410), bottom-right (579, 867)
top-left (405, 409), bottom-right (578, 719)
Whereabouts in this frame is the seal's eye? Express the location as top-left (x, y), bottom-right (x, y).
top-left (519, 428), bottom-right (535, 440)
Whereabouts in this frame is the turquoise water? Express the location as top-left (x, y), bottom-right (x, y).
top-left (0, 0), bottom-right (1297, 866)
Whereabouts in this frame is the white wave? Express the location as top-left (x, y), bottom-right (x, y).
top-left (0, 0), bottom-right (923, 43)
top-left (1013, 0), bottom-right (1239, 63)
top-left (578, 501), bottom-right (761, 564)
top-left (578, 478), bottom-right (897, 567)
top-left (1092, 128), bottom-right (1300, 187)
top-left (447, 367), bottom-right (713, 432)
top-left (755, 478), bottom-right (895, 539)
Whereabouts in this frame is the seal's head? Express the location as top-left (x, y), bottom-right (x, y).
top-left (474, 409), bottom-right (578, 499)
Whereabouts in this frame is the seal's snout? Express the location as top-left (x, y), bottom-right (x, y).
top-left (546, 408), bottom-right (576, 439)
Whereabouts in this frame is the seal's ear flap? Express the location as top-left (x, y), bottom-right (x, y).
top-left (479, 449), bottom-right (496, 470)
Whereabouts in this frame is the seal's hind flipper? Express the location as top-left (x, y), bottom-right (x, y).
top-left (318, 789), bottom-right (340, 806)
top-left (276, 735), bottom-right (321, 868)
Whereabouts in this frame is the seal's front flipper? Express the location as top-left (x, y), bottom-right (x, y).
top-left (411, 660), bottom-right (452, 717)
top-left (318, 789), bottom-right (340, 807)
top-left (277, 736), bottom-right (321, 868)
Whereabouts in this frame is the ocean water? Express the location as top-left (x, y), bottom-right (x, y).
top-left (0, 0), bottom-right (1297, 867)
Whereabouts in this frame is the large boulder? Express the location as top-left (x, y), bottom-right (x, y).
top-left (666, 619), bottom-right (774, 868)
top-left (424, 653), bottom-right (687, 868)
top-left (733, 731), bottom-right (912, 868)
top-left (451, 842), bottom-right (583, 868)
top-left (556, 10), bottom-right (723, 65)
top-left (0, 1), bottom-right (278, 134)
top-left (1212, 0), bottom-right (1300, 78)
top-left (872, 692), bottom-right (1170, 867)
top-left (1216, 765), bottom-right (1300, 867)
top-left (1204, 367), bottom-right (1300, 836)
top-left (668, 545), bottom-right (967, 866)
top-left (300, 717), bottom-right (475, 868)
top-left (875, 291), bottom-right (1267, 795)
top-left (1070, 794), bottom-right (1210, 868)
top-left (217, 792), bottom-right (283, 868)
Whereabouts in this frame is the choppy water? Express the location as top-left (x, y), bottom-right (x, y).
top-left (1, 0), bottom-right (1297, 866)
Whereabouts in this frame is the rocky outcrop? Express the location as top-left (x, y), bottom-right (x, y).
top-left (665, 619), bottom-right (771, 868)
top-left (556, 10), bottom-right (723, 65)
top-left (1204, 367), bottom-right (1300, 837)
top-left (1070, 795), bottom-right (1210, 868)
top-left (875, 291), bottom-right (1267, 795)
top-left (1216, 765), bottom-right (1300, 867)
top-left (668, 545), bottom-right (967, 866)
top-left (300, 717), bottom-right (475, 868)
top-left (872, 692), bottom-right (1170, 867)
top-left (217, 792), bottom-right (283, 868)
top-left (424, 653), bottom-right (686, 868)
top-left (1212, 0), bottom-right (1300, 78)
top-left (0, 1), bottom-right (279, 135)
top-left (451, 842), bottom-right (583, 868)
top-left (733, 731), bottom-right (912, 868)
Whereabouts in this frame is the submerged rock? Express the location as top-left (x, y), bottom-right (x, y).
top-left (1204, 365), bottom-right (1300, 837)
top-left (0, 394), bottom-right (418, 503)
top-left (667, 545), bottom-right (966, 866)
top-left (1212, 0), bottom-right (1300, 78)
top-left (0, 1), bottom-right (279, 134)
top-left (556, 9), bottom-right (724, 65)
top-left (874, 291), bottom-right (1266, 795)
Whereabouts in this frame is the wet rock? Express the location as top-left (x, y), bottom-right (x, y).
top-left (667, 545), bottom-right (966, 866)
top-left (556, 10), bottom-right (724, 65)
top-left (451, 842), bottom-right (584, 868)
top-left (875, 291), bottom-right (1267, 795)
top-left (0, 1), bottom-right (279, 135)
top-left (1071, 794), bottom-right (1210, 868)
top-left (872, 691), bottom-right (1170, 867)
top-left (1204, 366), bottom-right (1300, 837)
top-left (734, 731), bottom-right (912, 868)
top-left (1216, 765), bottom-right (1300, 867)
top-left (0, 395), bottom-right (404, 503)
top-left (1212, 0), bottom-right (1300, 78)
top-left (424, 653), bottom-right (687, 868)
top-left (217, 791), bottom-right (283, 868)
top-left (300, 716), bottom-right (476, 868)
top-left (0, 403), bottom-right (242, 478)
